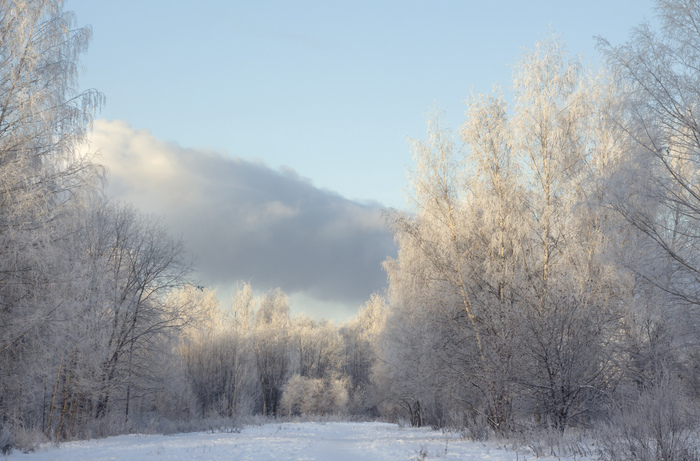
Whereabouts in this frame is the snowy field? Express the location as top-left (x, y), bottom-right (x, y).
top-left (6, 421), bottom-right (592, 460)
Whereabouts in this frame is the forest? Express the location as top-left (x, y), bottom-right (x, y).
top-left (3, 0), bottom-right (700, 459)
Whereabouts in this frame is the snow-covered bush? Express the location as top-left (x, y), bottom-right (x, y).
top-left (0, 425), bottom-right (12, 455)
top-left (598, 377), bottom-right (700, 461)
top-left (6, 426), bottom-right (48, 454)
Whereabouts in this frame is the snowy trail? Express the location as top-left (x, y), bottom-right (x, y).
top-left (6, 422), bottom-right (587, 460)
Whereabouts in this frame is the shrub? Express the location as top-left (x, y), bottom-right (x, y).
top-left (598, 377), bottom-right (700, 461)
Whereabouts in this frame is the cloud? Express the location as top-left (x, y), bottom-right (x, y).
top-left (86, 120), bottom-right (396, 317)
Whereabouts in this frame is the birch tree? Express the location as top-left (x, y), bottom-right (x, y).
top-left (510, 37), bottom-right (625, 430)
top-left (384, 105), bottom-right (520, 430)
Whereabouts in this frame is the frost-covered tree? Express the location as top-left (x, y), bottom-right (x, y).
top-left (343, 296), bottom-right (384, 386)
top-left (509, 37), bottom-right (626, 430)
top-left (383, 104), bottom-right (525, 430)
top-left (84, 202), bottom-right (191, 420)
top-left (181, 284), bottom-right (257, 419)
top-left (292, 316), bottom-right (342, 380)
top-left (600, 0), bottom-right (700, 388)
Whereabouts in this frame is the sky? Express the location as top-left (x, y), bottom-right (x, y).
top-left (65, 0), bottom-right (655, 320)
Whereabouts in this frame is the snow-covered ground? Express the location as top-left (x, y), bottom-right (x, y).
top-left (6, 421), bottom-right (592, 460)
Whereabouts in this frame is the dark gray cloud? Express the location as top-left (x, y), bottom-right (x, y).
top-left (88, 120), bottom-right (396, 316)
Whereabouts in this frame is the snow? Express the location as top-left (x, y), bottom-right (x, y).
top-left (6, 422), bottom-right (591, 460)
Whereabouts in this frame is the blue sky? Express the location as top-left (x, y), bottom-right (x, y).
top-left (65, 0), bottom-right (655, 319)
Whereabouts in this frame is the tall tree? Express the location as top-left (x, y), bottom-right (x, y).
top-left (89, 202), bottom-right (191, 420)
top-left (510, 37), bottom-right (624, 430)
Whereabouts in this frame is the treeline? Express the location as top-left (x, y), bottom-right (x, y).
top-left (179, 287), bottom-right (386, 420)
top-left (5, 0), bottom-right (700, 459)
